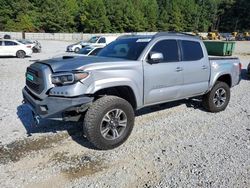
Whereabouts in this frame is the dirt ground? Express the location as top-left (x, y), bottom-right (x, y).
top-left (0, 40), bottom-right (249, 188)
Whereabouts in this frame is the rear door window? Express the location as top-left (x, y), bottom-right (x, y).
top-left (180, 40), bottom-right (204, 61)
top-left (150, 39), bottom-right (179, 62)
top-left (4, 41), bottom-right (18, 46)
top-left (0, 41), bottom-right (2, 46)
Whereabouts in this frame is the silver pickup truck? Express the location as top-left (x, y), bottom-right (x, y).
top-left (23, 32), bottom-right (241, 150)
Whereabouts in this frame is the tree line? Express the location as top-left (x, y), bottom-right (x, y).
top-left (0, 0), bottom-right (249, 33)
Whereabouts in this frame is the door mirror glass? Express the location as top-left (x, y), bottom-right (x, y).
top-left (148, 52), bottom-right (163, 64)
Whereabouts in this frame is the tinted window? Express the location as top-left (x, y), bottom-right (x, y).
top-left (181, 40), bottom-right (204, 61)
top-left (98, 38), bottom-right (150, 60)
top-left (90, 48), bottom-right (102, 56)
top-left (150, 40), bottom-right (179, 62)
top-left (5, 41), bottom-right (18, 46)
top-left (0, 41), bottom-right (2, 46)
top-left (98, 37), bottom-right (106, 43)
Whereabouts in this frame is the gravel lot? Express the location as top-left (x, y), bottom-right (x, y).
top-left (0, 40), bottom-right (249, 188)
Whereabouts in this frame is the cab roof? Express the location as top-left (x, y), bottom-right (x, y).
top-left (117, 32), bottom-right (199, 40)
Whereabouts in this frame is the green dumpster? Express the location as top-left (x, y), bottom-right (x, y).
top-left (203, 41), bottom-right (236, 56)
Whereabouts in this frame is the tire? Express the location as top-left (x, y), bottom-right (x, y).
top-left (16, 50), bottom-right (26, 58)
top-left (32, 47), bottom-right (38, 53)
top-left (74, 47), bottom-right (80, 53)
top-left (84, 96), bottom-right (135, 150)
top-left (202, 81), bottom-right (230, 113)
top-left (247, 63), bottom-right (250, 77)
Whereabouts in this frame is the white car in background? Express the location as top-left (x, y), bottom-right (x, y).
top-left (0, 39), bottom-right (33, 58)
top-left (53, 46), bottom-right (103, 59)
top-left (66, 36), bottom-right (117, 53)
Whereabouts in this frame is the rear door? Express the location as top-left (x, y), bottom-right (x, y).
top-left (179, 40), bottom-right (210, 97)
top-left (143, 39), bottom-right (183, 105)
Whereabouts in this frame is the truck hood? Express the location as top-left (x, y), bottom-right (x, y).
top-left (38, 56), bottom-right (126, 72)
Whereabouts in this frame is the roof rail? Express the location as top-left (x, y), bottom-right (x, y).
top-left (154, 32), bottom-right (198, 38)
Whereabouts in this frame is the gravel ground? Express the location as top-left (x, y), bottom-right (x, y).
top-left (0, 40), bottom-right (249, 188)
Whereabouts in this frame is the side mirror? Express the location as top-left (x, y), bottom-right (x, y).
top-left (148, 52), bottom-right (164, 64)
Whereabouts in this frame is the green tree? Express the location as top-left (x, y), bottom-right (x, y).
top-left (104, 0), bottom-right (145, 32)
top-left (36, 0), bottom-right (78, 32)
top-left (0, 0), bottom-right (249, 33)
top-left (142, 0), bottom-right (159, 31)
top-left (157, 0), bottom-right (171, 31)
top-left (78, 0), bottom-right (110, 33)
top-left (0, 0), bottom-right (39, 31)
top-left (168, 0), bottom-right (184, 31)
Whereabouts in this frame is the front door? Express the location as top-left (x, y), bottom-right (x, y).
top-left (143, 39), bottom-right (183, 106)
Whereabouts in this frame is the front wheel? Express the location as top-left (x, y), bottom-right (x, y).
top-left (74, 47), bottom-right (80, 53)
top-left (202, 81), bottom-right (230, 113)
top-left (84, 96), bottom-right (135, 150)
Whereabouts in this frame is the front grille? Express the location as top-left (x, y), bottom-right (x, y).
top-left (26, 66), bottom-right (45, 94)
top-left (26, 80), bottom-right (40, 92)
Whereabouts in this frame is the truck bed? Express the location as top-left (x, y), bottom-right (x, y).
top-left (209, 56), bottom-right (239, 60)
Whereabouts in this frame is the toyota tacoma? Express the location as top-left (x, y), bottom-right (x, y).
top-left (23, 33), bottom-right (241, 150)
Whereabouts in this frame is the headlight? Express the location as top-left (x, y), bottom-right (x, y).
top-left (51, 71), bottom-right (89, 85)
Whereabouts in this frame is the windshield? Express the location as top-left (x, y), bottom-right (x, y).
top-left (73, 41), bottom-right (83, 45)
top-left (18, 40), bottom-right (32, 44)
top-left (97, 38), bottom-right (150, 60)
top-left (88, 36), bottom-right (99, 43)
top-left (77, 46), bottom-right (93, 55)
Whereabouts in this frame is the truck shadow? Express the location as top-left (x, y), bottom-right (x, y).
top-left (0, 56), bottom-right (32, 59)
top-left (136, 98), bottom-right (205, 116)
top-left (16, 104), bottom-right (95, 149)
top-left (241, 69), bottom-right (249, 80)
top-left (17, 98), bottom-right (205, 150)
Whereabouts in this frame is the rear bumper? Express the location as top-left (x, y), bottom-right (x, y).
top-left (22, 87), bottom-right (93, 119)
top-left (25, 49), bottom-right (33, 56)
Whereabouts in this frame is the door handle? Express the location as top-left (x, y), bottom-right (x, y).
top-left (202, 65), bottom-right (208, 70)
top-left (176, 67), bottom-right (183, 72)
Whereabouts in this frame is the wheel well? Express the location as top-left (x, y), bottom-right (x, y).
top-left (17, 50), bottom-right (25, 53)
top-left (217, 74), bottom-right (232, 87)
top-left (93, 86), bottom-right (137, 109)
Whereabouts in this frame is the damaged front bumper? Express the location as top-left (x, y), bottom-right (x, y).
top-left (22, 87), bottom-right (93, 121)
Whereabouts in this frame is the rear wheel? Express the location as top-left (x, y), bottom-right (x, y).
top-left (202, 81), bottom-right (230, 113)
top-left (16, 50), bottom-right (26, 58)
top-left (32, 47), bottom-right (38, 53)
top-left (247, 63), bottom-right (250, 77)
top-left (83, 96), bottom-right (135, 150)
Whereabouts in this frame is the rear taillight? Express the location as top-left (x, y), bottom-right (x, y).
top-left (239, 63), bottom-right (242, 71)
top-left (26, 45), bottom-right (32, 48)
